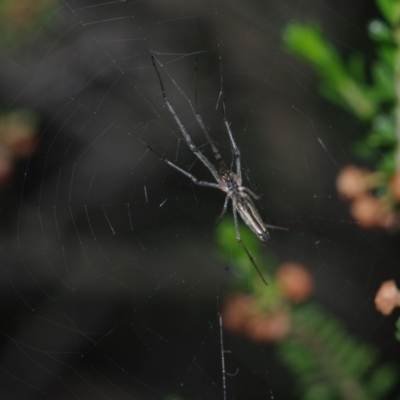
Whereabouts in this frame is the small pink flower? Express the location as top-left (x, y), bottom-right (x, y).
top-left (375, 280), bottom-right (400, 316)
top-left (276, 262), bottom-right (313, 302)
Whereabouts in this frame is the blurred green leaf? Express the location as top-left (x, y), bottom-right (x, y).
top-left (369, 19), bottom-right (394, 43)
top-left (353, 140), bottom-right (377, 159)
top-left (376, 0), bottom-right (400, 24)
top-left (348, 54), bottom-right (366, 83)
top-left (303, 384), bottom-right (335, 400)
top-left (395, 316), bottom-right (400, 342)
top-left (284, 23), bottom-right (376, 120)
top-left (284, 23), bottom-right (346, 80)
top-left (0, 0), bottom-right (59, 51)
top-left (277, 304), bottom-right (398, 400)
top-left (215, 217), bottom-right (258, 266)
top-left (215, 217), bottom-right (276, 290)
top-left (371, 61), bottom-right (395, 102)
top-left (376, 45), bottom-right (396, 70)
top-left (377, 152), bottom-right (396, 174)
top-left (367, 364), bottom-right (399, 397)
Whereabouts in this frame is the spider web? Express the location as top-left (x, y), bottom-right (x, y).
top-left (0, 0), bottom-right (398, 399)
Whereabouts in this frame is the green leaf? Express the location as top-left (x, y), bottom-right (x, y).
top-left (366, 364), bottom-right (399, 397)
top-left (215, 217), bottom-right (277, 288)
top-left (303, 383), bottom-right (336, 400)
top-left (348, 54), bottom-right (366, 83)
top-left (336, 79), bottom-right (376, 120)
top-left (344, 344), bottom-right (376, 377)
top-left (353, 139), bottom-right (377, 159)
top-left (369, 19), bottom-right (394, 43)
top-left (284, 22), bottom-right (376, 119)
top-left (284, 23), bottom-right (345, 80)
top-left (366, 115), bottom-right (396, 149)
top-left (377, 45), bottom-right (395, 69)
top-left (376, 0), bottom-right (400, 24)
top-left (395, 317), bottom-right (400, 341)
top-left (377, 152), bottom-right (396, 175)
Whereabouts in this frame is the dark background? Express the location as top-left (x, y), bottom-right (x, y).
top-left (0, 0), bottom-right (398, 399)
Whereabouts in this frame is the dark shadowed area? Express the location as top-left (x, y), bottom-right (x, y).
top-left (0, 0), bottom-right (398, 399)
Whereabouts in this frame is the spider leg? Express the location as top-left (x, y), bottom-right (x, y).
top-left (221, 98), bottom-right (241, 180)
top-left (152, 56), bottom-right (221, 184)
top-left (147, 145), bottom-right (220, 189)
top-left (264, 215), bottom-right (306, 232)
top-left (215, 195), bottom-right (230, 227)
top-left (242, 187), bottom-right (262, 201)
top-left (232, 203), bottom-right (268, 286)
top-left (194, 58), bottom-right (227, 170)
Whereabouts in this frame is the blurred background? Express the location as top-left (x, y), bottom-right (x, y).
top-left (0, 0), bottom-right (399, 399)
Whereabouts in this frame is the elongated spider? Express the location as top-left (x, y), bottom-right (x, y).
top-left (149, 56), bottom-right (304, 285)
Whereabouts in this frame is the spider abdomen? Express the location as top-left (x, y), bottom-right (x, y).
top-left (235, 196), bottom-right (270, 242)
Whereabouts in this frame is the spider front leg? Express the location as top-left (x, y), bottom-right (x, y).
top-left (232, 204), bottom-right (268, 286)
top-left (215, 195), bottom-right (230, 227)
top-left (221, 98), bottom-right (241, 179)
top-left (147, 145), bottom-right (221, 190)
top-left (152, 55), bottom-right (221, 184)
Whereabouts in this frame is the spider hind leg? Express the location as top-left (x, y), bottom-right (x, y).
top-left (232, 206), bottom-right (268, 286)
top-left (264, 214), bottom-right (306, 232)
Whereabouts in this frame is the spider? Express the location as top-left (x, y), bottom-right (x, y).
top-left (149, 56), bottom-right (304, 285)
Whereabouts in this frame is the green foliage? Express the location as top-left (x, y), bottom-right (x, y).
top-left (215, 215), bottom-right (259, 266)
top-left (0, 0), bottom-right (59, 51)
top-left (283, 3), bottom-right (400, 176)
top-left (395, 316), bottom-right (400, 341)
top-left (215, 217), bottom-right (282, 301)
top-left (1, 108), bottom-right (39, 129)
top-left (283, 23), bottom-right (378, 120)
top-left (278, 304), bottom-right (399, 400)
top-left (215, 221), bottom-right (399, 399)
top-left (376, 0), bottom-right (400, 24)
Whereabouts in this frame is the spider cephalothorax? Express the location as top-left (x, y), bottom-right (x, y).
top-left (220, 169), bottom-right (240, 190)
